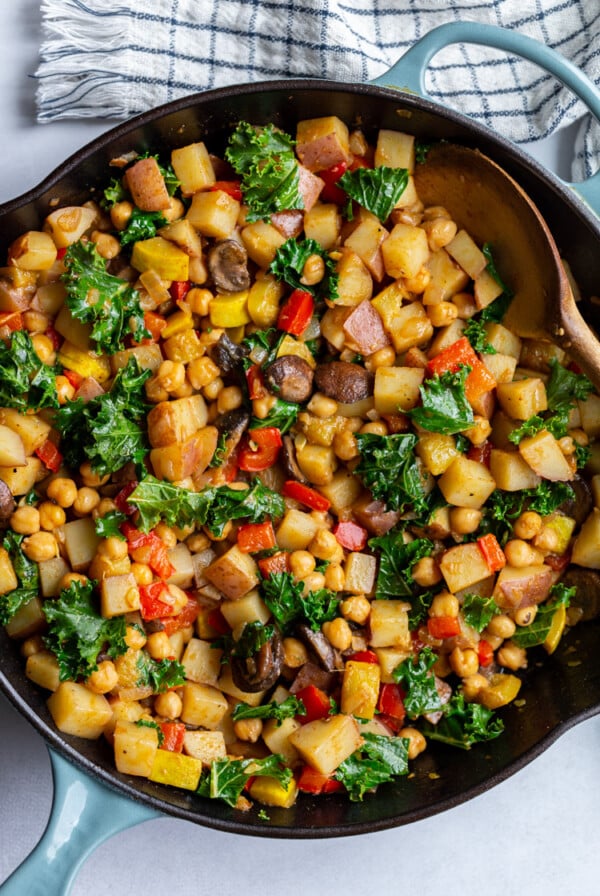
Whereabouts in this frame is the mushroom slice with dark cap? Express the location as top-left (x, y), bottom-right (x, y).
top-left (264, 355), bottom-right (314, 404)
top-left (230, 625), bottom-right (284, 693)
top-left (208, 239), bottom-right (251, 294)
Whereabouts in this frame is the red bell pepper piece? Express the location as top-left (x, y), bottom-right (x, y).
top-left (114, 481), bottom-right (138, 515)
top-left (427, 615), bottom-right (461, 639)
top-left (332, 520), bottom-right (367, 552)
top-left (478, 639), bottom-right (494, 668)
top-left (427, 337), bottom-right (478, 377)
top-left (295, 684), bottom-right (332, 723)
top-left (139, 581), bottom-right (172, 621)
top-left (45, 325), bottom-right (62, 350)
top-left (238, 427), bottom-right (282, 472)
top-left (245, 364), bottom-right (266, 400)
top-left (544, 550), bottom-right (572, 572)
top-left (477, 533), bottom-right (506, 574)
top-left (122, 522), bottom-right (175, 579)
top-left (277, 289), bottom-right (314, 336)
top-left (161, 595), bottom-right (200, 636)
top-left (206, 606), bottom-right (232, 636)
top-left (282, 480), bottom-right (331, 512)
top-left (467, 440), bottom-right (492, 467)
top-left (160, 721), bottom-right (186, 753)
top-left (377, 683), bottom-right (406, 723)
top-left (211, 180), bottom-right (243, 201)
top-left (63, 369), bottom-right (83, 390)
top-left (237, 520), bottom-right (277, 554)
top-left (297, 765), bottom-right (345, 795)
top-left (34, 439), bottom-right (63, 473)
top-left (347, 649), bottom-right (379, 664)
top-left (317, 161), bottom-right (349, 204)
top-left (56, 247), bottom-right (67, 260)
top-left (143, 310), bottom-right (167, 342)
top-left (0, 311), bottom-right (23, 332)
top-left (169, 280), bottom-right (191, 303)
top-left (257, 551), bottom-right (291, 578)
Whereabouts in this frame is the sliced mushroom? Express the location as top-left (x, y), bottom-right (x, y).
top-left (314, 360), bottom-right (373, 404)
top-left (558, 475), bottom-right (593, 528)
top-left (208, 239), bottom-right (251, 293)
top-left (215, 408), bottom-right (250, 450)
top-left (353, 491), bottom-right (402, 536)
top-left (289, 661), bottom-right (335, 695)
top-left (280, 434), bottom-right (308, 484)
top-left (230, 627), bottom-right (284, 692)
top-left (295, 623), bottom-right (339, 672)
top-left (264, 355), bottom-right (314, 403)
top-left (0, 480), bottom-right (16, 522)
top-left (208, 331), bottom-right (250, 376)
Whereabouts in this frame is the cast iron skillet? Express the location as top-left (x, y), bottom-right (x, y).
top-left (2, 22), bottom-right (600, 895)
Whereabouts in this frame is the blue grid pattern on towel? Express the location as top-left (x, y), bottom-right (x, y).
top-left (36, 0), bottom-right (600, 178)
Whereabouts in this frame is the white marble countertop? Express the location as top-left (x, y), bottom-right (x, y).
top-left (1, 4), bottom-right (599, 894)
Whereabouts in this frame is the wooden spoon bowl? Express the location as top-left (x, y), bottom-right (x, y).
top-left (413, 143), bottom-right (600, 389)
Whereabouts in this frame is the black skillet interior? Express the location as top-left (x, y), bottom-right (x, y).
top-left (1, 80), bottom-right (600, 837)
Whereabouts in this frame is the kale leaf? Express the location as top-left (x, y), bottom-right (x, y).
top-left (197, 754), bottom-right (292, 807)
top-left (422, 691), bottom-right (504, 749)
top-left (250, 397), bottom-right (299, 434)
top-left (225, 122), bottom-right (303, 222)
top-left (231, 621), bottom-right (275, 658)
top-left (0, 330), bottom-right (59, 412)
top-left (0, 531), bottom-right (40, 625)
top-left (94, 510), bottom-right (128, 539)
top-left (270, 236), bottom-right (339, 302)
top-left (232, 695), bottom-right (306, 725)
top-left (118, 208), bottom-right (168, 247)
top-left (136, 655), bottom-right (186, 693)
top-left (43, 580), bottom-right (127, 681)
top-left (128, 476), bottom-right (285, 536)
top-left (478, 481), bottom-right (573, 545)
top-left (54, 357), bottom-right (151, 475)
top-left (392, 647), bottom-right (443, 719)
top-left (407, 365), bottom-right (474, 435)
top-left (334, 732), bottom-right (410, 801)
top-left (461, 593), bottom-right (501, 633)
top-left (354, 432), bottom-right (428, 514)
top-left (368, 531), bottom-right (433, 601)
top-left (62, 240), bottom-right (149, 353)
top-left (260, 571), bottom-right (339, 633)
top-left (463, 317), bottom-right (497, 355)
top-left (337, 166), bottom-right (409, 221)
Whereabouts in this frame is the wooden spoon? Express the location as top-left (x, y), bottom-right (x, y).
top-left (413, 143), bottom-right (600, 390)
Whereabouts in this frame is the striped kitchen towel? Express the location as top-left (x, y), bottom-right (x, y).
top-left (35, 0), bottom-right (600, 179)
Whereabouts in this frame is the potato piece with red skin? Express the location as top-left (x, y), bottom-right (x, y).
top-left (342, 300), bottom-right (390, 356)
top-left (297, 165), bottom-right (325, 212)
top-left (296, 116), bottom-right (351, 172)
top-left (125, 157), bottom-right (171, 211)
top-left (493, 564), bottom-right (557, 609)
top-left (150, 427), bottom-right (218, 482)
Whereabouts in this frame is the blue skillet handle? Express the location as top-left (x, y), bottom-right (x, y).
top-left (0, 748), bottom-right (158, 896)
top-left (371, 21), bottom-right (600, 216)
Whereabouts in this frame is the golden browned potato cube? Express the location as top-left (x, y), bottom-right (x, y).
top-left (38, 557), bottom-right (70, 598)
top-left (9, 231), bottom-right (57, 271)
top-left (181, 681), bottom-right (229, 729)
top-left (0, 424), bottom-right (25, 467)
top-left (162, 329), bottom-right (205, 364)
top-left (289, 714), bottom-right (362, 776)
top-left (493, 564), bottom-right (555, 609)
top-left (44, 206), bottom-right (97, 248)
top-left (150, 426), bottom-right (218, 482)
top-left (114, 718), bottom-right (159, 776)
top-left (489, 448), bottom-right (542, 491)
top-left (438, 456), bottom-right (496, 509)
top-left (25, 650), bottom-right (61, 692)
top-left (296, 116), bottom-right (351, 172)
top-left (0, 457), bottom-right (43, 497)
top-left (482, 352), bottom-right (518, 384)
top-left (171, 142), bottom-right (216, 195)
top-left (334, 248), bottom-right (373, 306)
top-left (474, 268), bottom-right (504, 310)
top-left (182, 730), bottom-right (227, 765)
top-left (518, 429), bottom-right (574, 482)
top-left (4, 597), bottom-right (45, 639)
top-left (423, 248), bottom-right (470, 305)
top-left (125, 157), bottom-right (171, 211)
top-left (181, 637), bottom-right (222, 686)
top-left (416, 432), bottom-right (461, 477)
top-left (483, 322), bottom-right (522, 358)
top-left (578, 393), bottom-right (600, 439)
top-left (375, 647), bottom-right (412, 683)
top-left (261, 716), bottom-right (302, 767)
top-left (344, 214), bottom-right (389, 282)
top-left (101, 573), bottom-right (141, 619)
top-left (368, 600), bottom-right (411, 649)
top-left (110, 343), bottom-right (163, 375)
top-left (318, 469), bottom-right (362, 516)
top-left (48, 681), bottom-right (112, 739)
top-left (381, 300), bottom-right (433, 354)
top-left (374, 130), bottom-right (415, 172)
top-left (187, 190), bottom-right (240, 239)
top-left (276, 508), bottom-right (320, 551)
top-left (496, 377), bottom-right (548, 421)
top-left (296, 443), bottom-right (338, 486)
top-left (445, 229), bottom-right (487, 279)
top-left (382, 221), bottom-right (430, 280)
top-left (344, 551), bottom-right (377, 595)
top-left (572, 508), bottom-right (600, 568)
top-left (63, 518), bottom-right (102, 572)
top-left (167, 542), bottom-right (195, 590)
top-left (204, 544), bottom-right (259, 600)
top-left (241, 221), bottom-right (287, 267)
top-left (341, 660), bottom-right (381, 719)
top-left (219, 590), bottom-right (271, 632)
top-left (374, 366), bottom-right (424, 415)
top-left (147, 394), bottom-right (208, 448)
top-left (304, 202), bottom-right (342, 251)
top-left (439, 542), bottom-right (492, 594)
top-left (159, 218), bottom-right (203, 257)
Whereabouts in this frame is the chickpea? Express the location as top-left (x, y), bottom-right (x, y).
top-left (423, 217), bottom-right (457, 250)
top-left (186, 532), bottom-right (211, 553)
top-left (58, 572), bottom-right (89, 591)
top-left (282, 637), bottom-right (309, 668)
top-left (22, 531), bottom-right (58, 562)
top-left (449, 646), bottom-right (480, 678)
top-left (411, 556), bottom-right (442, 588)
top-left (452, 292), bottom-right (478, 319)
top-left (38, 501), bottom-right (66, 531)
top-left (145, 376), bottom-right (169, 404)
top-left (202, 376), bottom-right (225, 402)
top-left (79, 462), bottom-right (110, 488)
top-left (322, 617), bottom-right (353, 651)
top-left (496, 640), bottom-right (527, 671)
top-left (557, 435), bottom-right (576, 456)
top-left (399, 727), bottom-right (427, 760)
top-left (146, 631), bottom-right (173, 660)
top-left (340, 594), bottom-right (371, 625)
top-left (359, 420), bottom-right (388, 436)
top-left (504, 538), bottom-right (544, 568)
top-left (95, 498), bottom-right (117, 518)
top-left (532, 525), bottom-right (561, 553)
top-left (187, 356), bottom-right (219, 390)
top-left (429, 591), bottom-right (459, 618)
top-left (55, 375), bottom-right (75, 404)
top-left (86, 660), bottom-right (118, 694)
top-left (23, 310), bottom-right (51, 334)
top-left (21, 635), bottom-right (45, 658)
top-left (513, 604), bottom-right (538, 627)
top-left (157, 360), bottom-right (186, 393)
top-left (92, 230), bottom-right (120, 259)
top-left (203, 519), bottom-right (232, 542)
top-left (217, 384), bottom-right (243, 415)
top-left (307, 393), bottom-right (338, 419)
top-left (333, 429), bottom-right (359, 461)
top-left (233, 717), bottom-right (263, 743)
top-left (403, 266), bottom-right (431, 294)
top-left (569, 428), bottom-right (589, 447)
top-left (300, 253), bottom-right (326, 286)
top-left (289, 550), bottom-right (316, 580)
top-left (110, 200), bottom-right (133, 231)
top-left (462, 673), bottom-right (490, 701)
top-left (154, 522), bottom-right (178, 550)
top-left (485, 613), bottom-right (516, 640)
top-left (484, 633), bottom-right (503, 650)
top-left (427, 301), bottom-right (458, 328)
top-left (31, 333), bottom-right (56, 365)
top-left (251, 393), bottom-right (276, 419)
top-left (423, 205), bottom-right (452, 221)
top-left (309, 529), bottom-right (344, 564)
top-left (171, 378), bottom-right (194, 399)
top-left (302, 571), bottom-right (326, 594)
top-left (449, 506), bottom-right (482, 536)
top-left (364, 346), bottom-right (396, 372)
top-left (99, 536), bottom-right (130, 561)
top-left (131, 562), bottom-right (154, 586)
top-left (187, 287), bottom-right (213, 317)
top-left (433, 653), bottom-right (452, 678)
top-left (125, 625), bottom-right (147, 650)
top-left (10, 505), bottom-right (41, 535)
top-left (324, 562), bottom-right (346, 592)
top-left (154, 690), bottom-right (183, 719)
top-left (464, 415), bottom-right (492, 447)
top-left (73, 486), bottom-right (101, 517)
top-left (163, 196), bottom-right (185, 222)
top-left (513, 510), bottom-right (543, 541)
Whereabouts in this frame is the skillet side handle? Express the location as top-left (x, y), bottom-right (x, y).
top-left (0, 748), bottom-right (158, 896)
top-left (372, 21), bottom-right (600, 216)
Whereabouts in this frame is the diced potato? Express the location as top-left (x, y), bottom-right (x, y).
top-left (149, 749), bottom-right (204, 790)
top-left (0, 547), bottom-right (18, 596)
top-left (37, 556), bottom-right (70, 598)
top-left (489, 449), bottom-right (541, 491)
top-left (342, 299), bottom-right (391, 355)
top-left (276, 508), bottom-right (319, 551)
top-left (297, 165), bottom-right (325, 212)
top-left (150, 426), bottom-right (218, 481)
top-left (9, 231), bottom-right (58, 271)
top-left (159, 218), bottom-right (203, 257)
top-left (209, 290), bottom-right (251, 328)
top-left (289, 714), bottom-right (362, 776)
top-left (114, 718), bottom-right (159, 776)
top-left (439, 542), bottom-right (491, 593)
top-left (496, 378), bottom-right (548, 421)
top-left (438, 456), bottom-right (496, 509)
top-left (181, 637), bottom-right (222, 686)
top-left (187, 190), bottom-right (240, 239)
top-left (125, 157), bottom-right (170, 211)
top-left (247, 274), bottom-right (284, 327)
top-left (110, 342), bottom-right (163, 374)
top-left (0, 424), bottom-right (26, 467)
top-left (375, 647), bottom-right (412, 683)
top-left (427, 318), bottom-right (466, 357)
top-left (147, 395), bottom-right (208, 448)
top-left (171, 142), bottom-right (216, 195)
top-left (63, 517), bottom-right (101, 572)
top-left (479, 673), bottom-right (521, 709)
top-left (368, 600), bottom-right (411, 649)
top-left (57, 340), bottom-right (111, 383)
top-left (317, 470), bottom-right (362, 516)
top-left (341, 660), bottom-right (381, 719)
top-left (416, 432), bottom-right (460, 476)
top-left (241, 220), bottom-right (286, 267)
top-left (249, 774), bottom-right (298, 808)
top-left (101, 573), bottom-right (140, 618)
top-left (375, 129), bottom-right (415, 172)
top-left (445, 229), bottom-right (487, 279)
top-left (482, 352), bottom-right (518, 384)
top-left (493, 564), bottom-right (555, 609)
top-left (183, 730), bottom-right (227, 765)
top-left (131, 236), bottom-right (189, 281)
top-left (167, 542), bottom-right (195, 589)
top-left (44, 205), bottom-right (97, 248)
top-left (484, 322), bottom-right (522, 359)
top-left (380, 299), bottom-right (433, 354)
top-left (304, 203), bottom-right (342, 251)
top-left (4, 596), bottom-right (45, 639)
top-left (344, 214), bottom-right (388, 281)
top-left (181, 682), bottom-right (229, 729)
top-left (371, 280), bottom-right (408, 340)
top-left (262, 716), bottom-right (302, 765)
top-left (423, 248), bottom-right (470, 305)
top-left (0, 456), bottom-right (43, 496)
top-left (571, 508), bottom-right (600, 568)
top-left (296, 116), bottom-right (351, 172)
top-left (344, 552), bottom-right (377, 595)
top-left (162, 329), bottom-right (205, 363)
top-left (103, 697), bottom-right (145, 742)
top-left (32, 281), bottom-right (66, 316)
top-left (474, 268), bottom-right (504, 310)
top-left (219, 590), bottom-right (271, 631)
top-left (578, 393), bottom-right (600, 439)
top-left (518, 430), bottom-right (574, 482)
top-left (47, 681), bottom-right (112, 739)
top-left (25, 649), bottom-right (61, 692)
top-left (204, 544), bottom-right (259, 600)
top-left (296, 443), bottom-right (337, 486)
top-left (381, 221), bottom-right (429, 280)
top-left (114, 648), bottom-right (152, 698)
top-left (333, 248), bottom-right (373, 306)
top-left (519, 339), bottom-right (566, 373)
